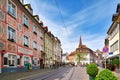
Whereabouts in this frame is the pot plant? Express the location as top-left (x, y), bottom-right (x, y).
top-left (112, 58), bottom-right (120, 69)
top-left (86, 63), bottom-right (98, 80)
top-left (95, 69), bottom-right (117, 80)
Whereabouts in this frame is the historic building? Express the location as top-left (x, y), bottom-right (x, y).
top-left (44, 27), bottom-right (62, 68)
top-left (106, 3), bottom-right (120, 59)
top-left (68, 36), bottom-right (97, 65)
top-left (0, 0), bottom-right (45, 73)
top-left (0, 0), bottom-right (62, 73)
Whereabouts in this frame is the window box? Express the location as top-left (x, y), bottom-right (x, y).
top-left (24, 23), bottom-right (29, 28)
top-left (8, 38), bottom-right (15, 42)
top-left (33, 31), bottom-right (37, 35)
top-left (24, 44), bottom-right (29, 47)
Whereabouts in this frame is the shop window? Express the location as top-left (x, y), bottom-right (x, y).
top-left (34, 58), bottom-right (38, 65)
top-left (17, 59), bottom-right (20, 65)
top-left (4, 57), bottom-right (8, 65)
top-left (24, 57), bottom-right (29, 66)
top-left (8, 54), bottom-right (17, 66)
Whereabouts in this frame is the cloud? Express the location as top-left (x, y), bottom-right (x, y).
top-left (24, 0), bottom-right (120, 54)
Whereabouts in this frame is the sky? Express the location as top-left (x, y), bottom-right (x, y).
top-left (25, 0), bottom-right (120, 54)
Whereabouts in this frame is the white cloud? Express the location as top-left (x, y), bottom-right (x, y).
top-left (24, 0), bottom-right (119, 54)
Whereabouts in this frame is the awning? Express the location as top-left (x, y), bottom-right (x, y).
top-left (107, 53), bottom-right (120, 59)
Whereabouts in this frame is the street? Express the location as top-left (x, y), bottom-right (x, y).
top-left (19, 66), bottom-right (89, 80)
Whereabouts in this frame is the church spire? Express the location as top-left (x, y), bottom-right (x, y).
top-left (78, 36), bottom-right (82, 47)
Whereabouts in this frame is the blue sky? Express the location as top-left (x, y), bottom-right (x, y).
top-left (25, 0), bottom-right (120, 53)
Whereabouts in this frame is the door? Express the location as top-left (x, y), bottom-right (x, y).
top-left (40, 59), bottom-right (43, 68)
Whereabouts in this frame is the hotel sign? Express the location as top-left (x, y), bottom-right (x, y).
top-left (18, 46), bottom-right (32, 54)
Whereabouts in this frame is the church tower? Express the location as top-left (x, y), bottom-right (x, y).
top-left (78, 36), bottom-right (82, 48)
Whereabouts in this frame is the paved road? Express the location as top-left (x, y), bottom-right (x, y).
top-left (22, 66), bottom-right (89, 80)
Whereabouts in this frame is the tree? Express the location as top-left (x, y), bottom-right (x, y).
top-left (75, 52), bottom-right (86, 64)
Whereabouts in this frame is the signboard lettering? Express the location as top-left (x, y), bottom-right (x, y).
top-left (18, 46), bottom-right (32, 54)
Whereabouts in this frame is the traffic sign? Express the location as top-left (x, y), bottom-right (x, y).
top-left (102, 46), bottom-right (109, 53)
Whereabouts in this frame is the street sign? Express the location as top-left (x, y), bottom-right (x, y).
top-left (109, 52), bottom-right (113, 55)
top-left (102, 46), bottom-right (109, 53)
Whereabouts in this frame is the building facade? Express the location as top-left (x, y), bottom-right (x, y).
top-left (106, 3), bottom-right (120, 59)
top-left (44, 27), bottom-right (62, 68)
top-left (68, 36), bottom-right (96, 65)
top-left (0, 0), bottom-right (45, 73)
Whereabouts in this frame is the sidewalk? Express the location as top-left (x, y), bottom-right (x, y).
top-left (0, 68), bottom-right (57, 80)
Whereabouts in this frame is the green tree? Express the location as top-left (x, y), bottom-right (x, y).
top-left (75, 52), bottom-right (86, 64)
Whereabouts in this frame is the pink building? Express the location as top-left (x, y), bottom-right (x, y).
top-left (0, 0), bottom-right (45, 73)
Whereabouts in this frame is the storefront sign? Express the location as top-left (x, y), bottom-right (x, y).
top-left (18, 46), bottom-right (32, 54)
top-left (0, 41), bottom-right (4, 50)
top-left (109, 52), bottom-right (113, 55)
top-left (8, 43), bottom-right (17, 52)
top-left (0, 9), bottom-right (5, 21)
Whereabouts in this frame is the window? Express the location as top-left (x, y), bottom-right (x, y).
top-left (33, 25), bottom-right (37, 34)
top-left (110, 41), bottom-right (118, 52)
top-left (23, 15), bottom-right (29, 27)
top-left (40, 45), bottom-right (44, 51)
top-left (24, 57), bottom-right (29, 66)
top-left (40, 32), bottom-right (43, 39)
top-left (8, 54), bottom-right (17, 66)
top-left (33, 41), bottom-right (37, 50)
top-left (4, 57), bottom-right (8, 65)
top-left (24, 36), bottom-right (29, 47)
top-left (8, 26), bottom-right (16, 42)
top-left (8, 0), bottom-right (16, 17)
top-left (34, 58), bottom-right (38, 65)
top-left (110, 24), bottom-right (119, 39)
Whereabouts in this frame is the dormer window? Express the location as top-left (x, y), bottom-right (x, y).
top-left (7, 0), bottom-right (16, 18)
top-left (34, 15), bottom-right (39, 22)
top-left (24, 4), bottom-right (33, 14)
